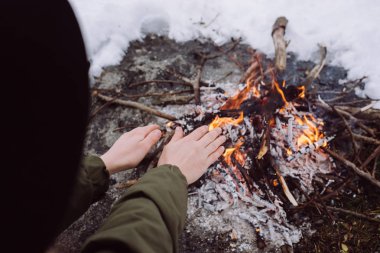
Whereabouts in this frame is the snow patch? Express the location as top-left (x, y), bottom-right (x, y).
top-left (69, 0), bottom-right (380, 106)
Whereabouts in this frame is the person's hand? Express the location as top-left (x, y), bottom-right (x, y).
top-left (158, 126), bottom-right (226, 184)
top-left (101, 125), bottom-right (162, 174)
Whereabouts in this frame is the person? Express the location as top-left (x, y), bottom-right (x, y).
top-left (68, 124), bottom-right (226, 253)
top-left (1, 1), bottom-right (226, 252)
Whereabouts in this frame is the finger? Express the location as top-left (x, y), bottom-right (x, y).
top-left (198, 127), bottom-right (222, 147)
top-left (207, 146), bottom-right (225, 167)
top-left (184, 125), bottom-right (208, 141)
top-left (170, 127), bottom-right (184, 143)
top-left (133, 125), bottom-right (160, 137)
top-left (141, 129), bottom-right (162, 149)
top-left (205, 135), bottom-right (227, 154)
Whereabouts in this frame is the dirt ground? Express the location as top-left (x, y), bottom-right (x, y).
top-left (53, 35), bottom-right (380, 253)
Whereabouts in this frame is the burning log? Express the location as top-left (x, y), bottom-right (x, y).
top-left (272, 17), bottom-right (289, 72)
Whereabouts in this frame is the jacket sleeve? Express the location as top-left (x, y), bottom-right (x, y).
top-left (81, 165), bottom-right (188, 253)
top-left (59, 155), bottom-right (110, 231)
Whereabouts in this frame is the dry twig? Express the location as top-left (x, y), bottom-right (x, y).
top-left (332, 106), bottom-right (359, 161)
top-left (302, 44), bottom-right (327, 92)
top-left (96, 93), bottom-right (177, 121)
top-left (360, 145), bottom-right (380, 171)
top-left (128, 79), bottom-right (193, 88)
top-left (271, 17), bottom-right (288, 72)
top-left (324, 206), bottom-right (380, 223)
top-left (316, 100), bottom-right (376, 136)
top-left (323, 148), bottom-right (380, 188)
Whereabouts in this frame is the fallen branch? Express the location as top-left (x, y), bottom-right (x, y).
top-left (94, 88), bottom-right (193, 98)
top-left (128, 79), bottom-right (193, 88)
top-left (322, 76), bottom-right (367, 103)
top-left (123, 89), bottom-right (193, 98)
top-left (352, 133), bottom-right (380, 145)
top-left (89, 94), bottom-right (120, 121)
top-left (96, 93), bottom-right (177, 121)
top-left (334, 105), bottom-right (380, 122)
top-left (292, 179), bottom-right (351, 210)
top-left (271, 17), bottom-right (288, 72)
top-left (360, 144), bottom-right (380, 170)
top-left (324, 206), bottom-right (380, 223)
top-left (302, 44), bottom-right (327, 91)
top-left (332, 105), bottom-right (359, 161)
top-left (316, 99), bottom-right (376, 137)
top-left (323, 148), bottom-right (380, 188)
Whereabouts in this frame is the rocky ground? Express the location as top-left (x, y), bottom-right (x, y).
top-left (53, 35), bottom-right (380, 253)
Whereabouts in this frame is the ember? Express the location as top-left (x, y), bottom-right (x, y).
top-left (177, 29), bottom-right (336, 249)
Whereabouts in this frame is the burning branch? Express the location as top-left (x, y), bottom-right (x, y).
top-left (272, 17), bottom-right (289, 72)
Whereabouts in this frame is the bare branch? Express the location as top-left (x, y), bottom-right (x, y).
top-left (325, 206), bottom-right (380, 223)
top-left (96, 93), bottom-right (177, 121)
top-left (271, 17), bottom-right (288, 72)
top-left (302, 44), bottom-right (327, 90)
top-left (360, 145), bottom-right (380, 170)
top-left (128, 79), bottom-right (193, 88)
top-left (352, 133), bottom-right (380, 145)
top-left (324, 148), bottom-right (380, 188)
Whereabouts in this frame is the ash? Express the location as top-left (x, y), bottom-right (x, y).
top-left (181, 82), bottom-right (334, 252)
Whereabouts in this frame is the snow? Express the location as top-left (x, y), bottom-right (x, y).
top-left (69, 0), bottom-right (380, 108)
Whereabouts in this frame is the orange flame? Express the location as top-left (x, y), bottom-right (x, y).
top-left (296, 114), bottom-right (324, 148)
top-left (221, 71), bottom-right (262, 110)
top-left (294, 116), bottom-right (304, 125)
top-left (297, 86), bottom-right (305, 99)
top-left (221, 84), bottom-right (252, 110)
top-left (223, 140), bottom-right (244, 166)
top-left (223, 147), bottom-right (237, 165)
top-left (274, 81), bottom-right (288, 105)
top-left (209, 112), bottom-right (244, 131)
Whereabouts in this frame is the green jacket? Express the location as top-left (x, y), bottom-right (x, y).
top-left (62, 156), bottom-right (188, 253)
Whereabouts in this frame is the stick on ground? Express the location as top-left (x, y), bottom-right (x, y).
top-left (324, 148), bottom-right (380, 188)
top-left (96, 93), bottom-right (177, 121)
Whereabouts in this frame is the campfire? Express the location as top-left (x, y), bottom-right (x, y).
top-left (85, 16), bottom-right (380, 253)
top-left (169, 50), bottom-right (335, 248)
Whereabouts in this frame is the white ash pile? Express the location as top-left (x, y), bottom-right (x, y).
top-left (173, 77), bottom-right (335, 251)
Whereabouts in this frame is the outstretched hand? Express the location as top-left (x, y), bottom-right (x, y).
top-left (158, 126), bottom-right (226, 184)
top-left (101, 125), bottom-right (162, 174)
